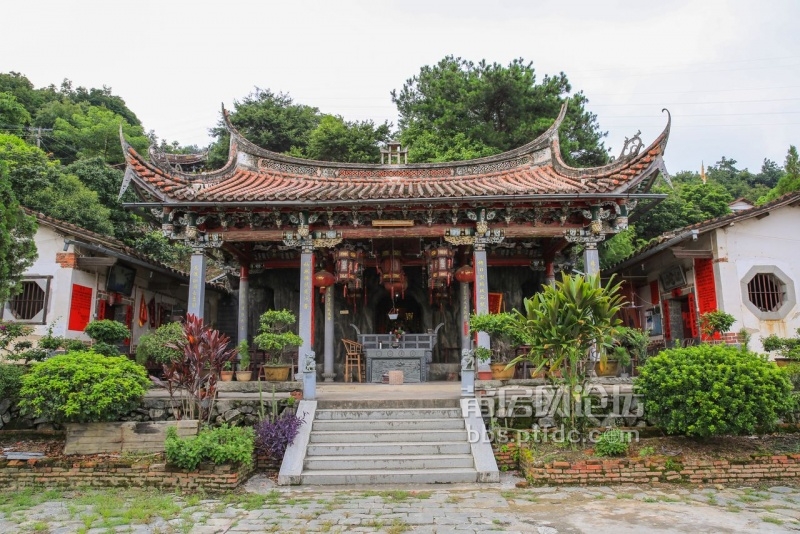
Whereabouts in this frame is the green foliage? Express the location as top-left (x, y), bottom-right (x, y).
top-left (613, 326), bottom-right (649, 365)
top-left (700, 310), bottom-right (736, 337)
top-left (131, 230), bottom-right (191, 267)
top-left (253, 309), bottom-right (303, 365)
top-left (636, 344), bottom-right (793, 437)
top-left (0, 133), bottom-right (60, 205)
top-left (594, 429), bottom-right (630, 457)
top-left (761, 329), bottom-right (800, 360)
top-left (164, 424), bottom-right (254, 470)
top-left (52, 104), bottom-right (148, 166)
top-left (208, 88), bottom-right (320, 167)
top-left (18, 351), bottom-right (149, 423)
top-left (84, 319), bottom-right (129, 355)
top-left (0, 363), bottom-right (26, 400)
top-left (512, 274), bottom-right (624, 433)
top-left (759, 146), bottom-right (800, 204)
top-left (237, 340), bottom-right (250, 369)
top-left (0, 92), bottom-right (31, 127)
top-left (304, 114), bottom-right (391, 163)
top-left (27, 173), bottom-right (114, 236)
top-left (135, 322), bottom-right (184, 365)
top-left (0, 163), bottom-right (37, 303)
top-left (599, 228), bottom-right (640, 270)
top-left (474, 346), bottom-right (493, 363)
top-left (392, 56), bottom-right (608, 166)
top-left (0, 321), bottom-right (34, 358)
top-left (469, 312), bottom-right (529, 362)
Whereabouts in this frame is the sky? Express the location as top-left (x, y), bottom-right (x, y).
top-left (2, 0), bottom-right (798, 174)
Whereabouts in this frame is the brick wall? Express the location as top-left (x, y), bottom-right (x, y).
top-left (492, 442), bottom-right (521, 471)
top-left (521, 453), bottom-right (800, 485)
top-left (55, 252), bottom-right (77, 268)
top-left (0, 457), bottom-right (253, 492)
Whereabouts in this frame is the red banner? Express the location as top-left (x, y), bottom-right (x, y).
top-left (68, 284), bottom-right (93, 331)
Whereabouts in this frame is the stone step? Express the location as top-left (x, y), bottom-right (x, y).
top-left (312, 417), bottom-right (465, 431)
top-left (317, 398), bottom-right (460, 410)
top-left (298, 467), bottom-right (479, 485)
top-left (306, 441), bottom-right (472, 456)
top-left (309, 428), bottom-right (467, 443)
top-left (314, 408), bottom-right (462, 420)
top-left (304, 453), bottom-right (475, 471)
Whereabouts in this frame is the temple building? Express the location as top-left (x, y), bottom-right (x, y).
top-left (119, 104), bottom-right (670, 381)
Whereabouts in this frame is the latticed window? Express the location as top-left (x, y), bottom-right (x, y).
top-left (9, 281), bottom-right (46, 320)
top-left (746, 273), bottom-right (784, 312)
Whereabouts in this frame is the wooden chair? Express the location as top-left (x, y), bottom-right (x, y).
top-left (342, 339), bottom-right (365, 383)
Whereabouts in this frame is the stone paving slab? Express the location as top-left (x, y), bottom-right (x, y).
top-left (1, 473), bottom-right (800, 532)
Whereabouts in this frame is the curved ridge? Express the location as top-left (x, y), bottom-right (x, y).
top-left (550, 109), bottom-right (671, 180)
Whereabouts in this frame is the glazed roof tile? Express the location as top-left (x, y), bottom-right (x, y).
top-left (121, 104), bottom-right (670, 206)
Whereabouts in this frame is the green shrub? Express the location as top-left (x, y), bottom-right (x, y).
top-left (84, 320), bottom-right (130, 356)
top-left (18, 351), bottom-right (149, 423)
top-left (636, 344), bottom-right (793, 437)
top-left (594, 428), bottom-right (631, 457)
top-left (0, 363), bottom-right (26, 400)
top-left (135, 322), bottom-right (184, 365)
top-left (164, 424), bottom-right (255, 470)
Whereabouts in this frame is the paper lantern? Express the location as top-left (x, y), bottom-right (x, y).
top-left (455, 264), bottom-right (475, 283)
top-left (426, 245), bottom-right (455, 289)
top-left (313, 269), bottom-right (335, 289)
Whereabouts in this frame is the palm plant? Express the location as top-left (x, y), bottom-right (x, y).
top-left (510, 273), bottom-right (625, 434)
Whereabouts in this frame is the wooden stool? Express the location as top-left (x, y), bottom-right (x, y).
top-left (342, 339), bottom-right (365, 382)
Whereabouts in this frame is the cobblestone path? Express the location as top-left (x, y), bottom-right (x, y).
top-left (1, 474), bottom-right (800, 532)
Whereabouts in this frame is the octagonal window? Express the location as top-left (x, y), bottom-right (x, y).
top-left (740, 266), bottom-right (796, 320)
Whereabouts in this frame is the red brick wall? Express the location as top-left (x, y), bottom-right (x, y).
top-left (0, 457), bottom-right (253, 491)
top-left (521, 454), bottom-right (800, 485)
top-left (55, 252), bottom-right (77, 268)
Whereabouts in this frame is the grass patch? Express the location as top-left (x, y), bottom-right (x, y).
top-left (763, 516), bottom-right (784, 525)
top-left (616, 493), bottom-right (634, 500)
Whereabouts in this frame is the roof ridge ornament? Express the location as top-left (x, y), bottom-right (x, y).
top-left (617, 130), bottom-right (643, 160)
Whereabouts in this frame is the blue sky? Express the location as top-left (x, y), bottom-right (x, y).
top-left (2, 0), bottom-right (798, 174)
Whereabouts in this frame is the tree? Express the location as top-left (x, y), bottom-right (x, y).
top-left (208, 88), bottom-right (320, 167)
top-left (52, 105), bottom-right (148, 165)
top-left (392, 56), bottom-right (608, 166)
top-left (0, 162), bottom-right (37, 303)
top-left (0, 133), bottom-right (61, 206)
top-left (0, 92), bottom-right (31, 129)
top-left (304, 115), bottom-right (391, 163)
top-left (27, 173), bottom-right (114, 235)
top-left (0, 72), bottom-right (56, 116)
top-left (599, 227), bottom-right (639, 270)
top-left (760, 146), bottom-right (800, 204)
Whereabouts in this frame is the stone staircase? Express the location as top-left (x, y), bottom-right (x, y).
top-left (278, 398), bottom-right (499, 485)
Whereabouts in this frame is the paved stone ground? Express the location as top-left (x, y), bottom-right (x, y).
top-left (2, 474), bottom-right (800, 533)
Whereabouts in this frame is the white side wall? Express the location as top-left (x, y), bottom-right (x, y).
top-left (714, 208), bottom-right (800, 352)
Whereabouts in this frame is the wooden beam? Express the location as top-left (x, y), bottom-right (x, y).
top-left (671, 248), bottom-right (713, 259)
top-left (218, 223), bottom-right (581, 242)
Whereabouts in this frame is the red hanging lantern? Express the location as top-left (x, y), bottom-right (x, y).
top-left (334, 248), bottom-right (364, 297)
top-left (379, 249), bottom-right (406, 298)
top-left (313, 269), bottom-right (335, 292)
top-left (455, 264), bottom-right (476, 283)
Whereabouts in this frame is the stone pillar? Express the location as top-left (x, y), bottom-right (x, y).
top-left (238, 264), bottom-right (249, 345)
top-left (323, 285), bottom-right (335, 382)
top-left (298, 248), bottom-right (314, 364)
top-left (584, 242), bottom-right (600, 277)
top-left (188, 248), bottom-right (206, 319)
top-left (461, 349), bottom-right (475, 397)
top-left (473, 246), bottom-right (490, 374)
top-left (459, 281), bottom-right (472, 353)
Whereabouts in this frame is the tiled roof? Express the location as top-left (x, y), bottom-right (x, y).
top-left (604, 190), bottom-right (800, 273)
top-left (24, 208), bottom-right (228, 291)
top-left (121, 104), bottom-right (671, 205)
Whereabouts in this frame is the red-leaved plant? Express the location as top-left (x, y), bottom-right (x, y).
top-left (152, 314), bottom-right (237, 423)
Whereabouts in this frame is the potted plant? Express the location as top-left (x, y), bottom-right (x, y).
top-left (762, 329), bottom-right (800, 366)
top-left (254, 309), bottom-right (303, 382)
top-left (596, 326), bottom-right (646, 377)
top-left (700, 310), bottom-right (736, 343)
top-left (135, 322), bottom-right (184, 374)
top-left (469, 312), bottom-right (528, 380)
top-left (391, 326), bottom-right (405, 348)
top-left (220, 361), bottom-right (234, 381)
top-left (474, 346), bottom-right (493, 379)
top-left (84, 319), bottom-right (130, 356)
top-left (236, 340), bottom-right (252, 381)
